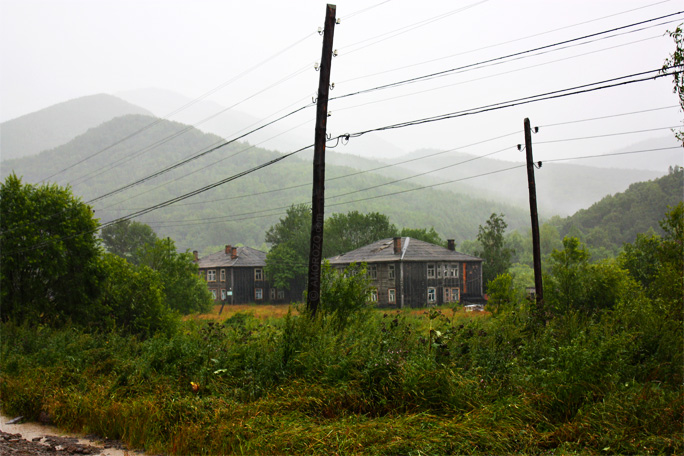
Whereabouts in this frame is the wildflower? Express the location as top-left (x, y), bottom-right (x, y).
top-left (191, 381), bottom-right (200, 392)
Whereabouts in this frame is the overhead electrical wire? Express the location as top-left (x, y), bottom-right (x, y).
top-left (332, 34), bottom-right (665, 114)
top-left (339, 0), bottom-right (677, 84)
top-left (330, 11), bottom-right (684, 102)
top-left (5, 68), bottom-right (678, 243)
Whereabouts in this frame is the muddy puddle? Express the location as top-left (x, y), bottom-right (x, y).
top-left (0, 414), bottom-right (146, 455)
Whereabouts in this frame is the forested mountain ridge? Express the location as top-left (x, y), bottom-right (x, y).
top-left (0, 94), bottom-right (152, 160)
top-left (1, 114), bottom-right (531, 253)
top-left (554, 167), bottom-right (683, 252)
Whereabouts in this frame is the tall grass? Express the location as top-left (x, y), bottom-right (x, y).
top-left (1, 301), bottom-right (681, 455)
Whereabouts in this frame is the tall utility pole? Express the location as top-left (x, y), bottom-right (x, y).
top-left (523, 117), bottom-right (544, 308)
top-left (306, 4), bottom-right (336, 316)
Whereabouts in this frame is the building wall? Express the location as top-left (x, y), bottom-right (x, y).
top-left (200, 266), bottom-right (305, 305)
top-left (368, 260), bottom-right (483, 308)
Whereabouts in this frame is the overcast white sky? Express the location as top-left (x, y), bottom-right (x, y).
top-left (1, 0), bottom-right (682, 163)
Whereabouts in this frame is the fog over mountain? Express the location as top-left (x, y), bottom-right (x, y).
top-left (0, 94), bottom-right (152, 161)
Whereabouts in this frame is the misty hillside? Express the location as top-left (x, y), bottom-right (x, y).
top-left (116, 88), bottom-right (408, 159)
top-left (0, 94), bottom-right (152, 160)
top-left (563, 135), bottom-right (682, 172)
top-left (555, 167), bottom-right (683, 251)
top-left (384, 148), bottom-right (669, 216)
top-left (1, 114), bottom-right (530, 253)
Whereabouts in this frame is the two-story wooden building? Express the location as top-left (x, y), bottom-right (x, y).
top-left (194, 245), bottom-right (303, 305)
top-left (327, 237), bottom-right (485, 308)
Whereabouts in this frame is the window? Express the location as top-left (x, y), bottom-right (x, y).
top-left (427, 287), bottom-right (436, 303)
top-left (221, 289), bottom-right (226, 300)
top-left (444, 287), bottom-right (460, 302)
top-left (255, 288), bottom-right (263, 300)
top-left (210, 289), bottom-right (217, 300)
top-left (207, 270), bottom-right (216, 282)
top-left (277, 290), bottom-right (285, 299)
top-left (220, 269), bottom-right (226, 281)
top-left (388, 264), bottom-right (395, 279)
top-left (388, 288), bottom-right (396, 304)
top-left (427, 264), bottom-right (435, 278)
top-left (270, 288), bottom-right (276, 300)
top-left (368, 265), bottom-right (377, 279)
top-left (369, 289), bottom-right (378, 302)
top-left (443, 265), bottom-right (449, 278)
top-left (450, 263), bottom-right (459, 278)
top-left (254, 268), bottom-right (263, 281)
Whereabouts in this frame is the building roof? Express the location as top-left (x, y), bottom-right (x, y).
top-left (327, 237), bottom-right (482, 264)
top-left (197, 246), bottom-right (266, 268)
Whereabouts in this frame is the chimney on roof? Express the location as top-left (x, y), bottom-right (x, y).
top-left (193, 250), bottom-right (199, 262)
top-left (393, 237), bottom-right (402, 254)
top-left (231, 247), bottom-right (238, 260)
top-left (447, 239), bottom-right (455, 251)
top-left (225, 244), bottom-right (231, 255)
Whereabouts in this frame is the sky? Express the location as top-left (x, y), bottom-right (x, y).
top-left (1, 0), bottom-right (682, 164)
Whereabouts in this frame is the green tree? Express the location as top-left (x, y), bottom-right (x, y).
top-left (318, 261), bottom-right (373, 331)
top-left (136, 237), bottom-right (213, 314)
top-left (547, 236), bottom-right (591, 314)
top-left (475, 213), bottom-right (514, 291)
top-left (323, 211), bottom-right (397, 257)
top-left (98, 252), bottom-right (177, 336)
top-left (661, 25), bottom-right (683, 144)
top-left (0, 174), bottom-right (103, 325)
top-left (265, 204), bottom-right (312, 290)
top-left (101, 219), bottom-right (159, 265)
top-left (265, 243), bottom-right (307, 291)
top-left (399, 226), bottom-right (443, 246)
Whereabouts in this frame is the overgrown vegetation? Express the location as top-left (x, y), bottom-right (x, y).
top-left (1, 205), bottom-right (682, 455)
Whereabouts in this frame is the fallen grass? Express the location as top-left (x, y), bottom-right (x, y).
top-left (2, 303), bottom-right (681, 455)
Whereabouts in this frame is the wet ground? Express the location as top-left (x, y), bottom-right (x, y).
top-left (0, 415), bottom-right (145, 456)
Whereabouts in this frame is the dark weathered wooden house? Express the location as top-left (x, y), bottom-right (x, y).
top-left (327, 237), bottom-right (485, 308)
top-left (194, 245), bottom-right (303, 305)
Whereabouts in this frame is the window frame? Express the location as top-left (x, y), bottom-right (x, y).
top-left (388, 264), bottom-right (395, 279)
top-left (207, 269), bottom-right (216, 282)
top-left (255, 288), bottom-right (263, 300)
top-left (210, 289), bottom-right (217, 300)
top-left (427, 287), bottom-right (436, 303)
top-left (220, 269), bottom-right (226, 282)
top-left (368, 264), bottom-right (377, 280)
top-left (370, 289), bottom-right (378, 302)
top-left (388, 288), bottom-right (396, 304)
top-left (254, 268), bottom-right (263, 281)
top-left (221, 289), bottom-right (226, 300)
top-left (427, 264), bottom-right (435, 278)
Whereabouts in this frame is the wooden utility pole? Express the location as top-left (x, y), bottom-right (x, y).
top-left (524, 117), bottom-right (544, 307)
top-left (307, 4), bottom-right (336, 316)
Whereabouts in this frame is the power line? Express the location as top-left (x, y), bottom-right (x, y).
top-left (338, 0), bottom-right (676, 85)
top-left (330, 11), bottom-right (684, 102)
top-left (535, 125), bottom-right (682, 144)
top-left (332, 34), bottom-right (665, 115)
top-left (85, 103), bottom-right (313, 205)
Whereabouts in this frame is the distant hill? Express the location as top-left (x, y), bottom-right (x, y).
top-left (1, 114), bottom-right (530, 253)
top-left (115, 87), bottom-right (408, 159)
top-left (0, 94), bottom-right (152, 160)
top-left (555, 167), bottom-right (683, 252)
top-left (385, 148), bottom-right (667, 216)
